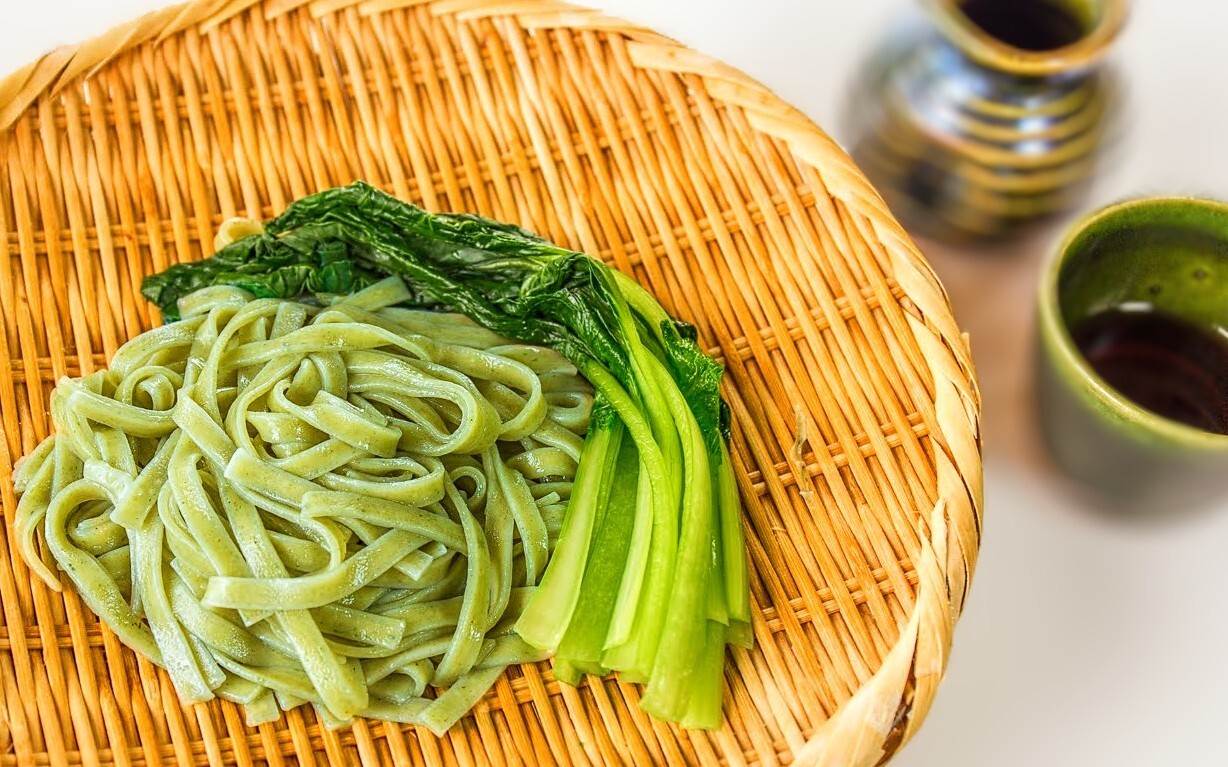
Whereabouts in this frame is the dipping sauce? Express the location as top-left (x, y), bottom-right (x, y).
top-left (1071, 307), bottom-right (1228, 435)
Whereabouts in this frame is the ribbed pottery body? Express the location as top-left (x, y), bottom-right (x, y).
top-left (853, 0), bottom-right (1126, 240)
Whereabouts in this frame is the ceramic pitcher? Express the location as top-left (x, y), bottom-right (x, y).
top-left (851, 0), bottom-right (1129, 241)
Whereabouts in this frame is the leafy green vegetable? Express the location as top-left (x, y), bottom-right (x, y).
top-left (141, 181), bottom-right (751, 729)
top-left (143, 236), bottom-right (386, 310)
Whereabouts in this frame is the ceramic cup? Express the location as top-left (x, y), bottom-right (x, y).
top-left (1037, 197), bottom-right (1228, 515)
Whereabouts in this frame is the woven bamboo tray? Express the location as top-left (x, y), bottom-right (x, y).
top-left (0, 1), bottom-right (982, 765)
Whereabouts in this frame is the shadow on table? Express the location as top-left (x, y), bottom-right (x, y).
top-left (915, 229), bottom-right (1055, 469)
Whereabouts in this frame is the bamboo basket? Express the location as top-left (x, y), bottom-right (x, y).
top-left (0, 1), bottom-right (982, 765)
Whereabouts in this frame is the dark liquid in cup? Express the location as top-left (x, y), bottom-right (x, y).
top-left (1071, 307), bottom-right (1228, 435)
top-left (958, 0), bottom-right (1086, 51)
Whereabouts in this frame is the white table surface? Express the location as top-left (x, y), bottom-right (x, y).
top-left (4, 2), bottom-right (1228, 765)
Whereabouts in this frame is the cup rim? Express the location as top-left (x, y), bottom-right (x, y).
top-left (1039, 196), bottom-right (1228, 451)
top-left (927, 0), bottom-right (1129, 77)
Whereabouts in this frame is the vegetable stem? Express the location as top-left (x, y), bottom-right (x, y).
top-left (552, 427), bottom-right (639, 677)
top-left (513, 408), bottom-right (620, 650)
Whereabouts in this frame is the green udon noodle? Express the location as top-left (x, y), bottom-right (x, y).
top-left (12, 275), bottom-right (592, 734)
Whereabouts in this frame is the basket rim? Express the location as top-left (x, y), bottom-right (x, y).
top-left (0, 2), bottom-right (984, 764)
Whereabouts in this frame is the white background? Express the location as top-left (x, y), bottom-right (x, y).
top-left (4, 2), bottom-right (1228, 765)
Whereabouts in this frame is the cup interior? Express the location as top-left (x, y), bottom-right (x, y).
top-left (1057, 199), bottom-right (1228, 332)
top-left (1049, 197), bottom-right (1228, 439)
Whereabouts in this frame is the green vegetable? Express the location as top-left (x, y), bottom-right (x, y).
top-left (141, 181), bottom-right (752, 728)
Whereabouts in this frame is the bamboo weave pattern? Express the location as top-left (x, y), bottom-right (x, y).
top-left (0, 1), bottom-right (982, 764)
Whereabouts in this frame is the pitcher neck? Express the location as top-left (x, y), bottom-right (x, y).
top-left (924, 0), bottom-right (1128, 78)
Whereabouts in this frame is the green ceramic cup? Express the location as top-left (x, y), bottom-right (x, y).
top-left (1037, 197), bottom-right (1228, 514)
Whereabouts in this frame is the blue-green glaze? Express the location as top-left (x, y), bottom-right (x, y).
top-left (1037, 197), bottom-right (1228, 513)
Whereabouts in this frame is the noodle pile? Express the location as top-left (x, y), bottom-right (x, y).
top-left (13, 277), bottom-right (592, 733)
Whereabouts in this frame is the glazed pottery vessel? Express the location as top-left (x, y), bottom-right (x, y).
top-left (1037, 197), bottom-right (1228, 515)
top-left (852, 0), bottom-right (1128, 240)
